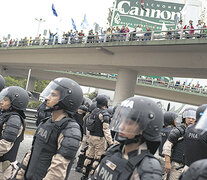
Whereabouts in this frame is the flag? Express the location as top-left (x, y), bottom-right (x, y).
top-left (52, 4), bottom-right (58, 17)
top-left (84, 14), bottom-right (89, 26)
top-left (80, 14), bottom-right (89, 29)
top-left (71, 18), bottom-right (77, 31)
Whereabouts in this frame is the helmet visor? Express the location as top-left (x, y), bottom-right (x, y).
top-left (40, 81), bottom-right (67, 101)
top-left (195, 108), bottom-right (207, 131)
top-left (183, 109), bottom-right (196, 119)
top-left (0, 87), bottom-right (9, 101)
top-left (109, 105), bottom-right (141, 135)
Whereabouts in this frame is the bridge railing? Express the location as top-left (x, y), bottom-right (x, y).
top-left (1, 28), bottom-right (207, 48)
top-left (66, 71), bottom-right (207, 96)
top-left (137, 78), bottom-right (207, 95)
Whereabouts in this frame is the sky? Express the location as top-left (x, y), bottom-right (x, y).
top-left (0, 0), bottom-right (114, 39)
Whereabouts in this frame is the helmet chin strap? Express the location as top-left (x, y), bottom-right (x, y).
top-left (115, 133), bottom-right (143, 145)
top-left (44, 103), bottom-right (60, 112)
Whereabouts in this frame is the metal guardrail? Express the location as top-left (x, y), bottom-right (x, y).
top-left (25, 108), bottom-right (37, 130)
top-left (65, 71), bottom-right (207, 96)
top-left (137, 78), bottom-right (207, 95)
top-left (1, 28), bottom-right (207, 48)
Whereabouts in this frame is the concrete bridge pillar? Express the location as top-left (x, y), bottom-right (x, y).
top-left (113, 69), bottom-right (137, 106)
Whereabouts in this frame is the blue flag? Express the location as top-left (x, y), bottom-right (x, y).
top-left (52, 4), bottom-right (58, 17)
top-left (84, 14), bottom-right (89, 26)
top-left (80, 14), bottom-right (89, 30)
top-left (71, 18), bottom-right (77, 31)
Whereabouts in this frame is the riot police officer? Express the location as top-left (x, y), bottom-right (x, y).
top-left (163, 107), bottom-right (196, 180)
top-left (75, 98), bottom-right (92, 173)
top-left (184, 104), bottom-right (207, 168)
top-left (15, 77), bottom-right (83, 180)
top-left (90, 96), bottom-right (163, 180)
top-left (0, 86), bottom-right (29, 180)
top-left (159, 111), bottom-right (177, 156)
top-left (179, 110), bottom-right (207, 180)
top-left (158, 111), bottom-right (177, 172)
top-left (82, 95), bottom-right (113, 180)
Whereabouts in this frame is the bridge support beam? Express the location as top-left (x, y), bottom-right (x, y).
top-left (113, 69), bottom-right (137, 106)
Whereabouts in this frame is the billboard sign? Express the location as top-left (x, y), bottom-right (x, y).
top-left (111, 0), bottom-right (185, 30)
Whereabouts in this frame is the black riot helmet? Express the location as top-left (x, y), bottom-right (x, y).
top-left (96, 94), bottom-right (109, 108)
top-left (82, 97), bottom-right (92, 108)
top-left (179, 159), bottom-right (207, 180)
top-left (88, 102), bottom-right (97, 113)
top-left (40, 77), bottom-right (83, 115)
top-left (196, 104), bottom-right (207, 122)
top-left (182, 107), bottom-right (196, 123)
top-left (110, 97), bottom-right (164, 144)
top-left (0, 75), bottom-right (5, 92)
top-left (0, 86), bottom-right (29, 110)
top-left (164, 111), bottom-right (178, 127)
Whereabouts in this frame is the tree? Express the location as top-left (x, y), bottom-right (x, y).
top-left (4, 76), bottom-right (26, 88)
top-left (34, 80), bottom-right (50, 93)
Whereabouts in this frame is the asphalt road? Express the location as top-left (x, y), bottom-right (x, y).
top-left (17, 133), bottom-right (82, 180)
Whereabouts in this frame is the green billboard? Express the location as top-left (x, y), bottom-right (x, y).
top-left (111, 0), bottom-right (185, 30)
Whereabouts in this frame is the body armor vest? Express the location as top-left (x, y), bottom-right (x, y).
top-left (93, 144), bottom-right (153, 180)
top-left (0, 112), bottom-right (24, 162)
top-left (171, 126), bottom-right (186, 164)
top-left (89, 108), bottom-right (104, 137)
top-left (159, 127), bottom-right (172, 157)
top-left (185, 125), bottom-right (207, 166)
top-left (25, 117), bottom-right (69, 180)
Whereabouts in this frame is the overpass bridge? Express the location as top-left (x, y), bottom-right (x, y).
top-left (0, 32), bottom-right (207, 105)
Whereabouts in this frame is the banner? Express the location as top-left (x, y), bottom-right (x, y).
top-left (111, 0), bottom-right (185, 30)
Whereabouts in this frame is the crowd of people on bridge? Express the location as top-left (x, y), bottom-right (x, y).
top-left (0, 74), bottom-right (206, 180)
top-left (1, 18), bottom-right (207, 47)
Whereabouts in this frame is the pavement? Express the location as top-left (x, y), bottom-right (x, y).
top-left (17, 133), bottom-right (82, 180)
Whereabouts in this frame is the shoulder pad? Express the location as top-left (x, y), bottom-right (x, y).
top-left (101, 110), bottom-right (111, 123)
top-left (58, 120), bottom-right (82, 160)
top-left (2, 115), bottom-right (22, 142)
top-left (138, 156), bottom-right (163, 180)
top-left (103, 144), bottom-right (122, 157)
top-left (168, 126), bottom-right (185, 144)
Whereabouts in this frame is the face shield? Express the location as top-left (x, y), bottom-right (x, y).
top-left (183, 109), bottom-right (196, 119)
top-left (0, 87), bottom-right (10, 102)
top-left (195, 108), bottom-right (207, 132)
top-left (109, 105), bottom-right (141, 136)
top-left (40, 81), bottom-right (67, 102)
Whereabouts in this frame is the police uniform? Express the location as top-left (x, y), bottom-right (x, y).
top-left (0, 112), bottom-right (24, 180)
top-left (163, 125), bottom-right (186, 180)
top-left (23, 114), bottom-right (82, 180)
top-left (82, 107), bottom-right (113, 178)
top-left (15, 77), bottom-right (84, 180)
top-left (91, 143), bottom-right (162, 180)
top-left (157, 125), bottom-right (174, 172)
top-left (184, 126), bottom-right (207, 167)
top-left (90, 96), bottom-right (164, 180)
top-left (184, 104), bottom-right (207, 168)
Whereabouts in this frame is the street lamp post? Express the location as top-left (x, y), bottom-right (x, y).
top-left (35, 18), bottom-right (46, 37)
